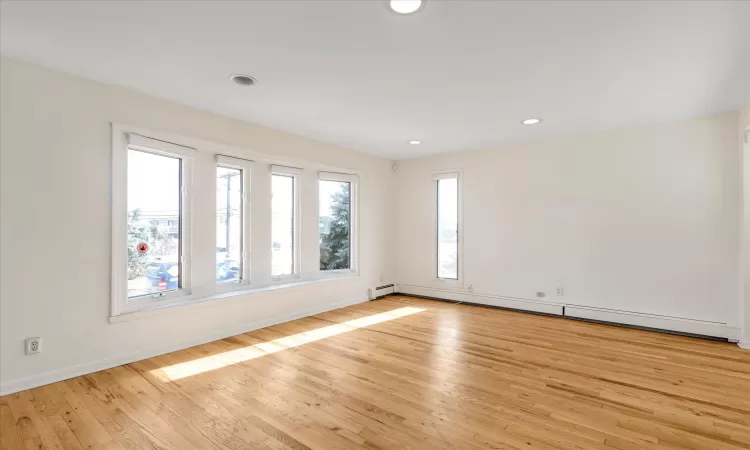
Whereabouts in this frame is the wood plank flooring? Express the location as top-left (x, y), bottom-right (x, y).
top-left (2, 295), bottom-right (750, 449)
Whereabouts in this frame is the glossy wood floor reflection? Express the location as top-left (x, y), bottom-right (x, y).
top-left (3, 296), bottom-right (750, 450)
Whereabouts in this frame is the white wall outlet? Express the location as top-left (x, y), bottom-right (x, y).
top-left (556, 287), bottom-right (564, 296)
top-left (25, 337), bottom-right (42, 355)
top-left (536, 292), bottom-right (546, 298)
top-left (467, 284), bottom-right (474, 292)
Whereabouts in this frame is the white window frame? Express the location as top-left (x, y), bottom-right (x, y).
top-left (112, 128), bottom-right (195, 316)
top-left (432, 171), bottom-right (462, 286)
top-left (215, 155), bottom-right (254, 292)
top-left (318, 171), bottom-right (359, 274)
top-left (111, 124), bottom-right (364, 322)
top-left (270, 165), bottom-right (302, 281)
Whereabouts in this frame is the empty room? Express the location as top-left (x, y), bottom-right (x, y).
top-left (1, 0), bottom-right (750, 449)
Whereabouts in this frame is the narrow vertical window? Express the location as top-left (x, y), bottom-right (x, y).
top-left (216, 166), bottom-right (242, 283)
top-left (319, 180), bottom-right (351, 270)
top-left (271, 173), bottom-right (296, 277)
top-left (126, 149), bottom-right (182, 298)
top-left (436, 175), bottom-right (458, 280)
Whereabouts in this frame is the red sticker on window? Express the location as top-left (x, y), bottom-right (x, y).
top-left (137, 242), bottom-right (149, 254)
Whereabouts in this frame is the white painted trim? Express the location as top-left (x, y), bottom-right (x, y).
top-left (0, 296), bottom-right (369, 396)
top-left (432, 171), bottom-right (460, 181)
top-left (397, 285), bottom-right (564, 315)
top-left (109, 274), bottom-right (360, 323)
top-left (738, 339), bottom-right (750, 350)
top-left (216, 154), bottom-right (255, 168)
top-left (270, 164), bottom-right (303, 175)
top-left (128, 133), bottom-right (196, 157)
top-left (319, 171), bottom-right (359, 183)
top-left (111, 124), bottom-right (128, 317)
top-left (113, 122), bottom-right (361, 177)
top-left (564, 306), bottom-right (740, 339)
top-left (396, 285), bottom-right (740, 339)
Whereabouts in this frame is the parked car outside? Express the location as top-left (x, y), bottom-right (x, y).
top-left (146, 258), bottom-right (239, 292)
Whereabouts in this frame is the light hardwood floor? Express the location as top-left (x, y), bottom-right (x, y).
top-left (2, 296), bottom-right (750, 449)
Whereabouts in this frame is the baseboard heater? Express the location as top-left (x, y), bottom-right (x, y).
top-left (394, 285), bottom-right (739, 342)
top-left (368, 284), bottom-right (395, 299)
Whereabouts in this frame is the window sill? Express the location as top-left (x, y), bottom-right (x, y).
top-left (109, 273), bottom-right (359, 324)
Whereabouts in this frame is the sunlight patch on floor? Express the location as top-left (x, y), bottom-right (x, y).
top-left (153, 306), bottom-right (425, 381)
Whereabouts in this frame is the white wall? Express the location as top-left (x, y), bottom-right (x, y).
top-left (740, 100), bottom-right (750, 347)
top-left (0, 57), bottom-right (396, 393)
top-left (1, 55), bottom-right (746, 395)
top-left (395, 113), bottom-right (741, 335)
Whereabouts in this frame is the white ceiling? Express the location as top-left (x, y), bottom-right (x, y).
top-left (1, 1), bottom-right (749, 160)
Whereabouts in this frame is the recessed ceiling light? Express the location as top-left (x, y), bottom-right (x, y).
top-left (408, 140), bottom-right (422, 145)
top-left (522, 118), bottom-right (541, 125)
top-left (229, 74), bottom-right (257, 86)
top-left (390, 0), bottom-right (423, 14)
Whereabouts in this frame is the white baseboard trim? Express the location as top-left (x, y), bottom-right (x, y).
top-left (397, 285), bottom-right (564, 316)
top-left (739, 339), bottom-right (750, 350)
top-left (564, 306), bottom-right (740, 340)
top-left (396, 285), bottom-right (739, 340)
top-left (0, 296), bottom-right (368, 396)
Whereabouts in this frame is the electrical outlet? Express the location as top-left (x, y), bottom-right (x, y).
top-left (467, 284), bottom-right (473, 292)
top-left (25, 337), bottom-right (42, 355)
top-left (536, 292), bottom-right (546, 298)
top-left (556, 287), bottom-right (564, 296)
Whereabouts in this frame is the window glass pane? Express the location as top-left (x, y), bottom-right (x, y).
top-left (319, 180), bottom-right (351, 270)
top-left (437, 177), bottom-right (458, 279)
top-left (127, 149), bottom-right (181, 298)
top-left (217, 167), bottom-right (242, 283)
top-left (271, 175), bottom-right (294, 276)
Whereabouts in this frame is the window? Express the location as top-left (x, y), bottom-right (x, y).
top-left (216, 155), bottom-right (252, 286)
top-left (319, 172), bottom-right (358, 272)
top-left (271, 166), bottom-right (300, 279)
top-left (113, 131), bottom-right (195, 315)
top-left (112, 125), bottom-right (357, 319)
top-left (435, 173), bottom-right (459, 280)
top-left (127, 149), bottom-right (182, 298)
